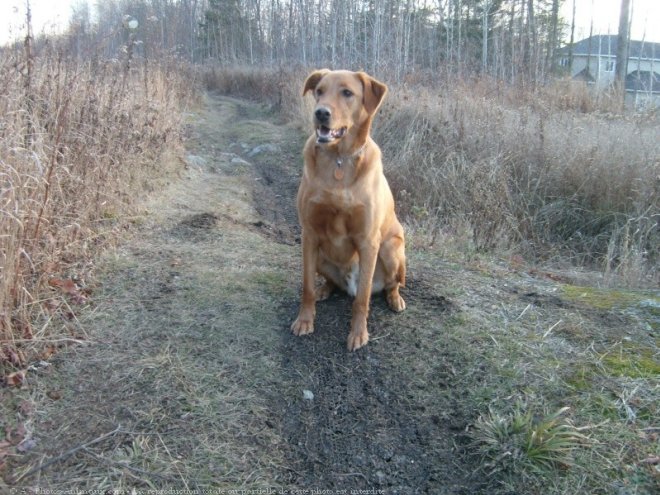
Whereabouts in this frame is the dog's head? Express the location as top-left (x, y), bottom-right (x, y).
top-left (303, 70), bottom-right (387, 147)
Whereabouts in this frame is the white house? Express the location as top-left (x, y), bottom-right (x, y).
top-left (560, 35), bottom-right (660, 107)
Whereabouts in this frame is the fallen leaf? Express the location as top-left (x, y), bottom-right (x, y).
top-left (21, 321), bottom-right (33, 339)
top-left (5, 370), bottom-right (27, 388)
top-left (40, 345), bottom-right (57, 360)
top-left (18, 400), bottom-right (34, 416)
top-left (49, 278), bottom-right (89, 305)
top-left (47, 390), bottom-right (62, 400)
top-left (43, 298), bottom-right (61, 314)
top-left (49, 278), bottom-right (78, 294)
top-left (42, 261), bottom-right (60, 274)
top-left (8, 347), bottom-right (26, 367)
top-left (9, 317), bottom-right (33, 340)
top-left (509, 254), bottom-right (525, 269)
top-left (640, 456), bottom-right (660, 465)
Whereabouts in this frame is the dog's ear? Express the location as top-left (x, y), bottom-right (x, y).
top-left (303, 69), bottom-right (330, 96)
top-left (357, 72), bottom-right (388, 115)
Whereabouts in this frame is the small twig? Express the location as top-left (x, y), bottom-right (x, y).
top-left (543, 319), bottom-right (562, 339)
top-left (81, 448), bottom-right (177, 482)
top-left (516, 303), bottom-right (532, 320)
top-left (14, 424), bottom-right (122, 483)
top-left (336, 471), bottom-right (369, 481)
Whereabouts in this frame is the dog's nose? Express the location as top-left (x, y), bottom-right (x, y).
top-left (315, 107), bottom-right (331, 123)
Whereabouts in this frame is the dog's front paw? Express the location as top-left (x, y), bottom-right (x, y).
top-left (347, 318), bottom-right (369, 351)
top-left (291, 316), bottom-right (315, 336)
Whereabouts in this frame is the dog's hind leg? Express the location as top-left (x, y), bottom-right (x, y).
top-left (378, 231), bottom-right (406, 313)
top-left (315, 278), bottom-right (336, 301)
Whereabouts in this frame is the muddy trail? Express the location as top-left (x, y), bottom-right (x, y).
top-left (11, 94), bottom-right (656, 494)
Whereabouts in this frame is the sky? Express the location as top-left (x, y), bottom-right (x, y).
top-left (1, 0), bottom-right (659, 45)
top-left (561, 0), bottom-right (660, 43)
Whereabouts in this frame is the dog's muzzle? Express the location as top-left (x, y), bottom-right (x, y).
top-left (314, 106), bottom-right (347, 144)
top-left (316, 125), bottom-right (347, 144)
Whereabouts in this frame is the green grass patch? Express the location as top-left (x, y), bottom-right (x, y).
top-left (561, 284), bottom-right (658, 311)
top-left (600, 346), bottom-right (660, 379)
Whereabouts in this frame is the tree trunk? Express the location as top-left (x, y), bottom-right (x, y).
top-left (568, 0), bottom-right (576, 74)
top-left (615, 0), bottom-right (631, 108)
top-left (546, 0), bottom-right (559, 78)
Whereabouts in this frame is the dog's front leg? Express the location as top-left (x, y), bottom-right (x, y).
top-left (291, 230), bottom-right (318, 336)
top-left (347, 241), bottom-right (379, 351)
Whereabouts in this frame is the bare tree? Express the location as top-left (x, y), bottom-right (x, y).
top-left (50, 0), bottom-right (576, 86)
top-left (615, 0), bottom-right (631, 106)
top-left (568, 0), bottom-right (576, 74)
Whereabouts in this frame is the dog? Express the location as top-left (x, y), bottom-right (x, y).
top-left (291, 69), bottom-right (406, 351)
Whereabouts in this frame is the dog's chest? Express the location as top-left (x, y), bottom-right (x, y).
top-left (308, 190), bottom-right (366, 240)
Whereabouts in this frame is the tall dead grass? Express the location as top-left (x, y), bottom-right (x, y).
top-left (0, 42), bottom-right (196, 374)
top-left (204, 67), bottom-right (658, 287)
top-left (376, 84), bottom-right (658, 286)
top-left (202, 65), bottom-right (310, 123)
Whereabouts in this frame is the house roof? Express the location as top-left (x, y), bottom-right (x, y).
top-left (563, 35), bottom-right (660, 60)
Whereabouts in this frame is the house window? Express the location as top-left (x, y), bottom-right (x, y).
top-left (559, 58), bottom-right (569, 67)
top-left (604, 60), bottom-right (615, 72)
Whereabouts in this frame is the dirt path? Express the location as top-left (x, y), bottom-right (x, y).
top-left (5, 95), bottom-right (477, 492)
top-left (9, 95), bottom-right (657, 494)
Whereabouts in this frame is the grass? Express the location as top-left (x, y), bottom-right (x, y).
top-left (204, 66), bottom-right (659, 287)
top-left (207, 65), bottom-right (660, 491)
top-left (473, 405), bottom-right (589, 477)
top-left (374, 84), bottom-right (658, 287)
top-left (0, 37), bottom-right (196, 375)
top-left (1, 60), bottom-right (658, 493)
top-left (2, 97), bottom-right (306, 490)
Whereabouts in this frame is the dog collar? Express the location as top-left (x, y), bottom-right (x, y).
top-left (335, 145), bottom-right (365, 168)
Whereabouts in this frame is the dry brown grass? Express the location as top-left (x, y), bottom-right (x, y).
top-left (203, 66), bottom-right (658, 286)
top-left (0, 42), bottom-right (196, 375)
top-left (376, 83), bottom-right (658, 286)
top-left (202, 64), bottom-right (309, 123)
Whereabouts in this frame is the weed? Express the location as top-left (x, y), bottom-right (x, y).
top-left (473, 404), bottom-right (589, 480)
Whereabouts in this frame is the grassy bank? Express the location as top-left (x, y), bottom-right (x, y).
top-left (204, 67), bottom-right (659, 287)
top-left (0, 42), bottom-right (196, 376)
top-left (378, 82), bottom-right (658, 286)
top-left (199, 67), bottom-right (659, 493)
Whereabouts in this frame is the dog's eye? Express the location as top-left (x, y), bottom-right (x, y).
top-left (316, 88), bottom-right (324, 97)
top-left (342, 89), bottom-right (353, 97)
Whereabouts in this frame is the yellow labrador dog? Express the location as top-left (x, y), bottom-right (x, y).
top-left (291, 69), bottom-right (406, 351)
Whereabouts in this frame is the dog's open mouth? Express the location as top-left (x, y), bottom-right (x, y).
top-left (316, 125), bottom-right (347, 144)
